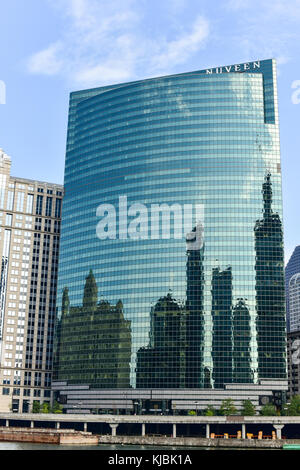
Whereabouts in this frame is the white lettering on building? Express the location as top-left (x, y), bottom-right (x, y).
top-left (206, 61), bottom-right (261, 75)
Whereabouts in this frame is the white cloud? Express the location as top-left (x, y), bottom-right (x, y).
top-left (223, 0), bottom-right (300, 63)
top-left (27, 0), bottom-right (210, 87)
top-left (28, 42), bottom-right (64, 76)
top-left (151, 17), bottom-right (210, 73)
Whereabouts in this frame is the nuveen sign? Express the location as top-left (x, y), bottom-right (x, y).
top-left (206, 61), bottom-right (261, 74)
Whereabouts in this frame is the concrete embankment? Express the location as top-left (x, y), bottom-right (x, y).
top-left (0, 427), bottom-right (99, 445)
top-left (98, 435), bottom-right (300, 449)
top-left (1, 428), bottom-right (300, 448)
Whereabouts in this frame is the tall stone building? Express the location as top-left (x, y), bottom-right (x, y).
top-left (0, 149), bottom-right (63, 412)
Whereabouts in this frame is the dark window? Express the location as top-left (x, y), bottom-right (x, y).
top-left (36, 196), bottom-right (43, 216)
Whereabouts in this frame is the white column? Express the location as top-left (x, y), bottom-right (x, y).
top-left (274, 425), bottom-right (284, 439)
top-left (84, 422), bottom-right (87, 432)
top-left (56, 422), bottom-right (60, 430)
top-left (142, 423), bottom-right (146, 436)
top-left (242, 424), bottom-right (246, 439)
top-left (173, 423), bottom-right (177, 438)
top-left (110, 424), bottom-right (118, 437)
top-left (30, 421), bottom-right (34, 429)
top-left (206, 424), bottom-right (210, 439)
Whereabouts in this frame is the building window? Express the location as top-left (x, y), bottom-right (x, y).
top-left (44, 219), bottom-right (52, 232)
top-left (26, 194), bottom-right (34, 214)
top-left (36, 195), bottom-right (43, 216)
top-left (45, 197), bottom-right (53, 217)
top-left (5, 213), bottom-right (12, 226)
top-left (34, 372), bottom-right (42, 387)
top-left (54, 220), bottom-right (61, 233)
top-left (55, 199), bottom-right (62, 218)
top-left (6, 191), bottom-right (14, 211)
top-left (24, 372), bottom-right (32, 386)
top-left (16, 192), bottom-right (24, 212)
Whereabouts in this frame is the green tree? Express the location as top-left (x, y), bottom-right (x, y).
top-left (219, 399), bottom-right (237, 416)
top-left (241, 399), bottom-right (256, 416)
top-left (283, 395), bottom-right (300, 416)
top-left (41, 402), bottom-right (50, 414)
top-left (51, 400), bottom-right (63, 414)
top-left (204, 405), bottom-right (216, 416)
top-left (188, 410), bottom-right (196, 416)
top-left (32, 401), bottom-right (41, 413)
top-left (260, 403), bottom-right (277, 416)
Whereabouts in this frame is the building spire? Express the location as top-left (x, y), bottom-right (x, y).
top-left (83, 269), bottom-right (98, 310)
top-left (262, 173), bottom-right (272, 217)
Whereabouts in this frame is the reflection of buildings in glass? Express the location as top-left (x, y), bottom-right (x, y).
top-left (211, 266), bottom-right (233, 389)
top-left (285, 246), bottom-right (300, 332)
top-left (136, 293), bottom-right (187, 388)
top-left (289, 273), bottom-right (300, 333)
top-left (185, 224), bottom-right (205, 388)
top-left (287, 331), bottom-right (300, 399)
top-left (233, 298), bottom-right (253, 383)
top-left (53, 270), bottom-right (132, 388)
top-left (255, 174), bottom-right (286, 379)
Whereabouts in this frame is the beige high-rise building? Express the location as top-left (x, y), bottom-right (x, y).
top-left (0, 149), bottom-right (63, 413)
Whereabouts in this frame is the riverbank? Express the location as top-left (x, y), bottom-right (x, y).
top-left (98, 434), bottom-right (298, 449)
top-left (1, 427), bottom-right (300, 448)
top-left (0, 427), bottom-right (98, 445)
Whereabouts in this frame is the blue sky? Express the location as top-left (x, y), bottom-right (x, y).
top-left (0, 0), bottom-right (299, 261)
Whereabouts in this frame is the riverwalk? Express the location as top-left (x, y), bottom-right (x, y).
top-left (1, 413), bottom-right (300, 438)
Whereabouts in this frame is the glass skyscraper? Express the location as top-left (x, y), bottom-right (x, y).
top-left (53, 59), bottom-right (287, 413)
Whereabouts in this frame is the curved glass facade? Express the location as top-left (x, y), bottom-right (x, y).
top-left (54, 59), bottom-right (286, 391)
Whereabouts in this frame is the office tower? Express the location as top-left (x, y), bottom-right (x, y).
top-left (289, 273), bottom-right (300, 333)
top-left (285, 246), bottom-right (300, 332)
top-left (0, 150), bottom-right (63, 413)
top-left (53, 59), bottom-right (287, 413)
